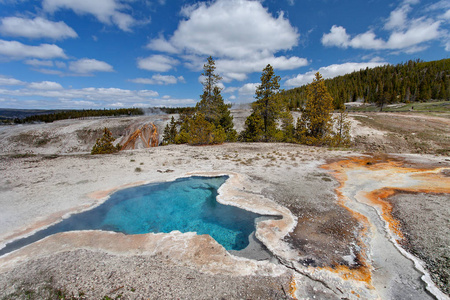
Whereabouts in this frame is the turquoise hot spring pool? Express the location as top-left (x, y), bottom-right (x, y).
top-left (0, 176), bottom-right (265, 256)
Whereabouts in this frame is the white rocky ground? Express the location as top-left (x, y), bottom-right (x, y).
top-left (0, 114), bottom-right (449, 299)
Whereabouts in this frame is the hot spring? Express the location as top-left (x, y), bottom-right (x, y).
top-left (0, 176), bottom-right (267, 256)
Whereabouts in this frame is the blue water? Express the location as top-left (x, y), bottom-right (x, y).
top-left (0, 176), bottom-right (265, 256)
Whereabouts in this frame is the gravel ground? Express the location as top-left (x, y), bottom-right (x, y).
top-left (0, 249), bottom-right (293, 299)
top-left (389, 192), bottom-right (450, 295)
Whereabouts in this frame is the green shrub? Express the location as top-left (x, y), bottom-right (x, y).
top-left (91, 127), bottom-right (121, 155)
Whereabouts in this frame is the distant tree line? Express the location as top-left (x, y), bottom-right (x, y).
top-left (8, 108), bottom-right (145, 124)
top-left (159, 107), bottom-right (195, 114)
top-left (280, 58), bottom-right (450, 110)
top-left (1, 107), bottom-right (199, 125)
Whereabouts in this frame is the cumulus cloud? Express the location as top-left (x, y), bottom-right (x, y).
top-left (129, 74), bottom-right (185, 85)
top-left (69, 58), bottom-right (114, 74)
top-left (322, 1), bottom-right (445, 53)
top-left (0, 76), bottom-right (25, 86)
top-left (321, 25), bottom-right (350, 48)
top-left (0, 17), bottom-right (77, 39)
top-left (0, 39), bottom-right (67, 59)
top-left (42, 0), bottom-right (136, 31)
top-left (285, 61), bottom-right (389, 87)
top-left (146, 0), bottom-right (306, 81)
top-left (28, 81), bottom-right (63, 90)
top-left (156, 0), bottom-right (299, 58)
top-left (137, 55), bottom-right (179, 72)
top-left (217, 55), bottom-right (308, 82)
top-left (238, 83), bottom-right (259, 95)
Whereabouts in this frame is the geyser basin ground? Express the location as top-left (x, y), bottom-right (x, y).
top-left (1, 143), bottom-right (449, 299)
top-left (0, 175), bottom-right (268, 256)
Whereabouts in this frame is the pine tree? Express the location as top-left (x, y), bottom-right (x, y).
top-left (91, 127), bottom-right (121, 154)
top-left (162, 116), bottom-right (178, 145)
top-left (278, 110), bottom-right (295, 143)
top-left (242, 64), bottom-right (281, 142)
top-left (296, 72), bottom-right (334, 145)
top-left (188, 113), bottom-right (225, 145)
top-left (195, 57), bottom-right (236, 141)
top-left (239, 112), bottom-right (264, 142)
top-left (332, 109), bottom-right (351, 147)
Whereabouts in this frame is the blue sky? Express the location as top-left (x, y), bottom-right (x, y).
top-left (0, 0), bottom-right (448, 109)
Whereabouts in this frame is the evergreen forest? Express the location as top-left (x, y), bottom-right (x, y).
top-left (280, 58), bottom-right (450, 110)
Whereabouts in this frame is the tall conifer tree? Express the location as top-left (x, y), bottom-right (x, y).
top-left (296, 72), bottom-right (334, 145)
top-left (241, 64), bottom-right (281, 142)
top-left (195, 56), bottom-right (236, 141)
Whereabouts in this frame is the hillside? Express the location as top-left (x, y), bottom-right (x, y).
top-left (282, 58), bottom-right (450, 109)
top-left (0, 110), bottom-right (448, 156)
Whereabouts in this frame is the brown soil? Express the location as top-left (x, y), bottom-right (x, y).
top-left (351, 112), bottom-right (450, 155)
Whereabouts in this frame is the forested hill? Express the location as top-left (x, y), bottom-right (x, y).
top-left (281, 58), bottom-right (450, 110)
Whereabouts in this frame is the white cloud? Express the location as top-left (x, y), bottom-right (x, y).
top-left (146, 35), bottom-right (179, 54)
top-left (137, 55), bottom-right (179, 72)
top-left (24, 59), bottom-right (54, 67)
top-left (69, 58), bottom-right (114, 74)
top-left (28, 81), bottom-right (63, 90)
top-left (149, 0), bottom-right (299, 59)
top-left (0, 17), bottom-right (77, 40)
top-left (321, 25), bottom-right (350, 48)
top-left (55, 61), bottom-right (66, 69)
top-left (222, 73), bottom-right (248, 82)
top-left (349, 31), bottom-right (386, 50)
top-left (0, 82), bottom-right (199, 108)
top-left (130, 74), bottom-right (185, 85)
top-left (443, 10), bottom-right (450, 20)
top-left (426, 0), bottom-right (450, 12)
top-left (285, 61), bottom-right (389, 87)
top-left (0, 86), bottom-right (161, 105)
top-left (146, 0), bottom-right (306, 82)
top-left (42, 0), bottom-right (136, 31)
top-left (0, 76), bottom-right (25, 86)
top-left (217, 55), bottom-right (308, 82)
top-left (238, 83), bottom-right (259, 95)
top-left (147, 96), bottom-right (196, 107)
top-left (322, 2), bottom-right (445, 53)
top-left (385, 19), bottom-right (441, 49)
top-left (0, 39), bottom-right (67, 59)
top-left (322, 26), bottom-right (386, 50)
top-left (385, 4), bottom-right (412, 30)
top-left (32, 68), bottom-right (64, 75)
